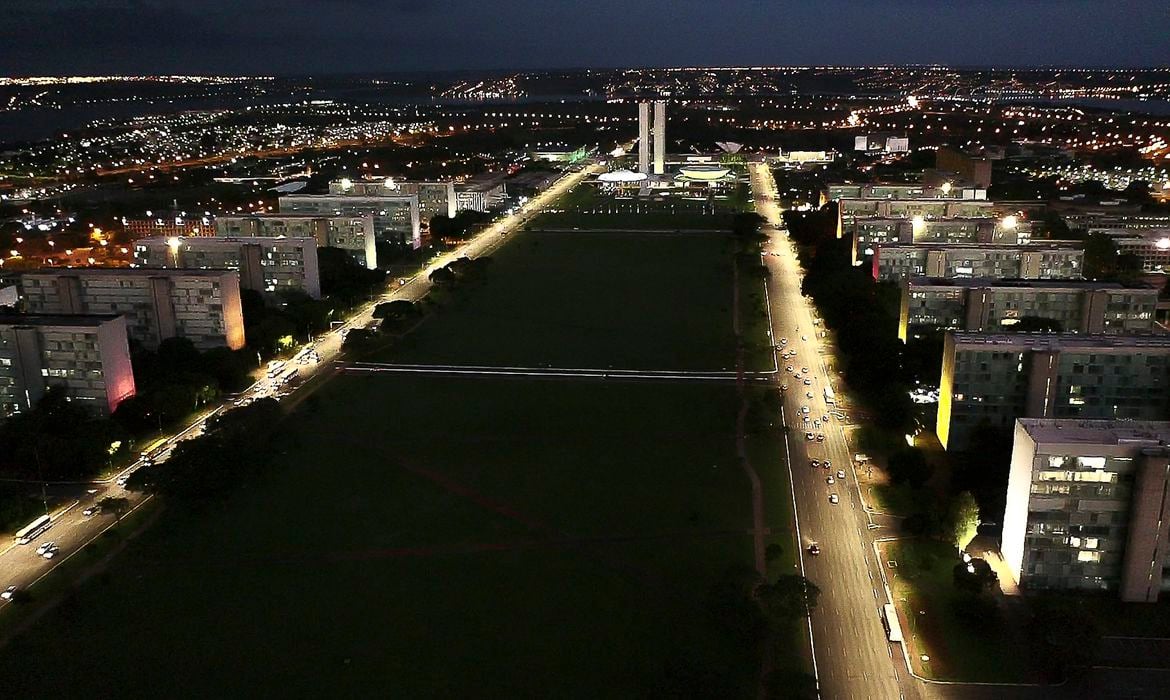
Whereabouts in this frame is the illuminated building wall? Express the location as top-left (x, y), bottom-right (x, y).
top-left (937, 333), bottom-right (1170, 451)
top-left (872, 243), bottom-right (1083, 282)
top-left (0, 313), bottom-right (135, 417)
top-left (898, 278), bottom-right (1158, 341)
top-left (653, 101), bottom-right (666, 176)
top-left (134, 236), bottom-right (320, 300)
top-left (122, 214), bottom-right (214, 239)
top-left (851, 217), bottom-right (1031, 265)
top-left (15, 269), bottom-right (245, 351)
top-left (638, 102), bottom-right (651, 175)
top-left (215, 214), bottom-right (376, 270)
top-left (281, 192), bottom-right (421, 249)
top-left (1003, 419), bottom-right (1170, 601)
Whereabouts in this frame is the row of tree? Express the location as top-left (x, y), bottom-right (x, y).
top-left (126, 398), bottom-right (284, 501)
top-left (783, 205), bottom-right (915, 433)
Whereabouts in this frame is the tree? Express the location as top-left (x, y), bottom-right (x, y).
top-left (765, 543), bottom-right (784, 563)
top-left (97, 496), bottom-right (131, 521)
top-left (757, 574), bottom-right (821, 622)
top-left (952, 557), bottom-right (997, 594)
top-left (886, 448), bottom-right (933, 488)
top-left (429, 266), bottom-right (456, 286)
top-left (945, 490), bottom-right (981, 552)
top-left (1083, 233), bottom-right (1119, 279)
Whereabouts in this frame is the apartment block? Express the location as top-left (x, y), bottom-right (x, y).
top-left (1090, 229), bottom-right (1170, 273)
top-left (837, 198), bottom-right (1003, 238)
top-left (133, 236), bottom-right (321, 300)
top-left (121, 212), bottom-right (214, 239)
top-left (852, 216), bottom-right (1031, 264)
top-left (935, 147), bottom-right (993, 188)
top-left (1002, 419), bottom-right (1170, 601)
top-left (898, 278), bottom-right (1158, 341)
top-left (872, 243), bottom-right (1083, 282)
top-left (214, 214), bottom-right (376, 270)
top-left (937, 333), bottom-right (1170, 450)
top-left (14, 269), bottom-right (245, 351)
top-left (0, 314), bottom-right (135, 416)
top-left (280, 191), bottom-right (421, 249)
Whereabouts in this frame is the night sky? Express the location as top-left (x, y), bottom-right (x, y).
top-left (3, 0), bottom-right (1168, 76)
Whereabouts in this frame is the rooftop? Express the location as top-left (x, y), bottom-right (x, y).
top-left (16, 267), bottom-right (239, 279)
top-left (1018, 418), bottom-right (1170, 447)
top-left (136, 236), bottom-right (316, 246)
top-left (0, 313), bottom-right (121, 328)
top-left (909, 276), bottom-right (1150, 291)
top-left (951, 332), bottom-right (1170, 350)
top-left (878, 242), bottom-right (1082, 251)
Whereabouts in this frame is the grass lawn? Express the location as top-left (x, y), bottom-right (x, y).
top-left (0, 225), bottom-right (797, 697)
top-left (881, 538), bottom-right (1039, 683)
top-left (388, 230), bottom-right (740, 371)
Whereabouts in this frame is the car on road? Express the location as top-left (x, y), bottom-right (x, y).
top-left (805, 432), bottom-right (815, 441)
top-left (1, 585), bottom-right (16, 600)
top-left (801, 367), bottom-right (809, 374)
top-left (823, 459), bottom-right (832, 469)
top-left (808, 543), bottom-right (821, 556)
top-left (785, 365), bottom-right (794, 373)
top-left (803, 378), bottom-right (812, 386)
top-left (41, 544), bottom-right (59, 559)
top-left (115, 475), bottom-right (129, 487)
top-left (822, 414), bottom-right (830, 423)
top-left (801, 335), bottom-right (808, 341)
top-left (780, 338), bottom-right (788, 345)
top-left (780, 384), bottom-right (788, 391)
top-left (816, 433), bottom-right (826, 442)
top-left (826, 476), bottom-right (835, 485)
top-left (805, 392), bottom-right (814, 399)
top-left (810, 459), bottom-right (820, 468)
top-left (829, 494), bottom-right (839, 505)
top-left (35, 542), bottom-right (53, 556)
top-left (800, 406), bottom-right (809, 414)
top-left (837, 469), bottom-right (846, 480)
top-left (82, 505), bottom-right (101, 517)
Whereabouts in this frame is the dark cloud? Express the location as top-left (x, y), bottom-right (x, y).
top-left (0, 0), bottom-right (1166, 75)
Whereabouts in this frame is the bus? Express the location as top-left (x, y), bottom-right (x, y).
top-left (823, 386), bottom-right (836, 405)
top-left (14, 514), bottom-right (51, 545)
top-left (274, 366), bottom-right (298, 387)
top-left (140, 436), bottom-right (168, 462)
top-left (882, 603), bottom-right (904, 643)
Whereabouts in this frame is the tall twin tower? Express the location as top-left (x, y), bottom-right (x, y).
top-left (637, 100), bottom-right (666, 175)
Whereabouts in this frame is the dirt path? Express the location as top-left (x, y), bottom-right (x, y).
top-left (732, 259), bottom-right (767, 576)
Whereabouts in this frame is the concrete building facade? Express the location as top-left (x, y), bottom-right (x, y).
top-left (280, 191), bottom-right (421, 249)
top-left (935, 147), bottom-right (993, 188)
top-left (937, 333), bottom-right (1170, 450)
top-left (899, 278), bottom-right (1158, 341)
top-left (14, 269), bottom-right (245, 351)
top-left (872, 243), bottom-right (1084, 282)
top-left (1002, 419), bottom-right (1170, 601)
top-left (851, 216), bottom-right (1031, 264)
top-left (215, 214), bottom-right (376, 270)
top-left (133, 236), bottom-right (321, 300)
top-left (0, 314), bottom-right (136, 416)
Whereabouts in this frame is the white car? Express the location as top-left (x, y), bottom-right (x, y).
top-left (801, 367), bottom-right (809, 374)
top-left (829, 494), bottom-right (839, 505)
top-left (802, 335), bottom-right (808, 341)
top-left (805, 392), bottom-right (814, 399)
top-left (780, 384), bottom-right (789, 391)
top-left (780, 338), bottom-right (788, 345)
top-left (83, 505), bottom-right (101, 517)
top-left (810, 459), bottom-right (820, 468)
top-left (786, 365), bottom-right (794, 373)
top-left (1, 586), bottom-right (15, 600)
top-left (805, 432), bottom-right (815, 441)
top-left (35, 542), bottom-right (54, 556)
top-left (826, 476), bottom-right (835, 485)
top-left (800, 406), bottom-right (810, 414)
top-left (837, 470), bottom-right (846, 480)
top-left (803, 378), bottom-right (812, 386)
top-left (42, 545), bottom-right (59, 559)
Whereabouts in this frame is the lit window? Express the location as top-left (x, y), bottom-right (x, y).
top-left (1077, 551), bottom-right (1101, 563)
